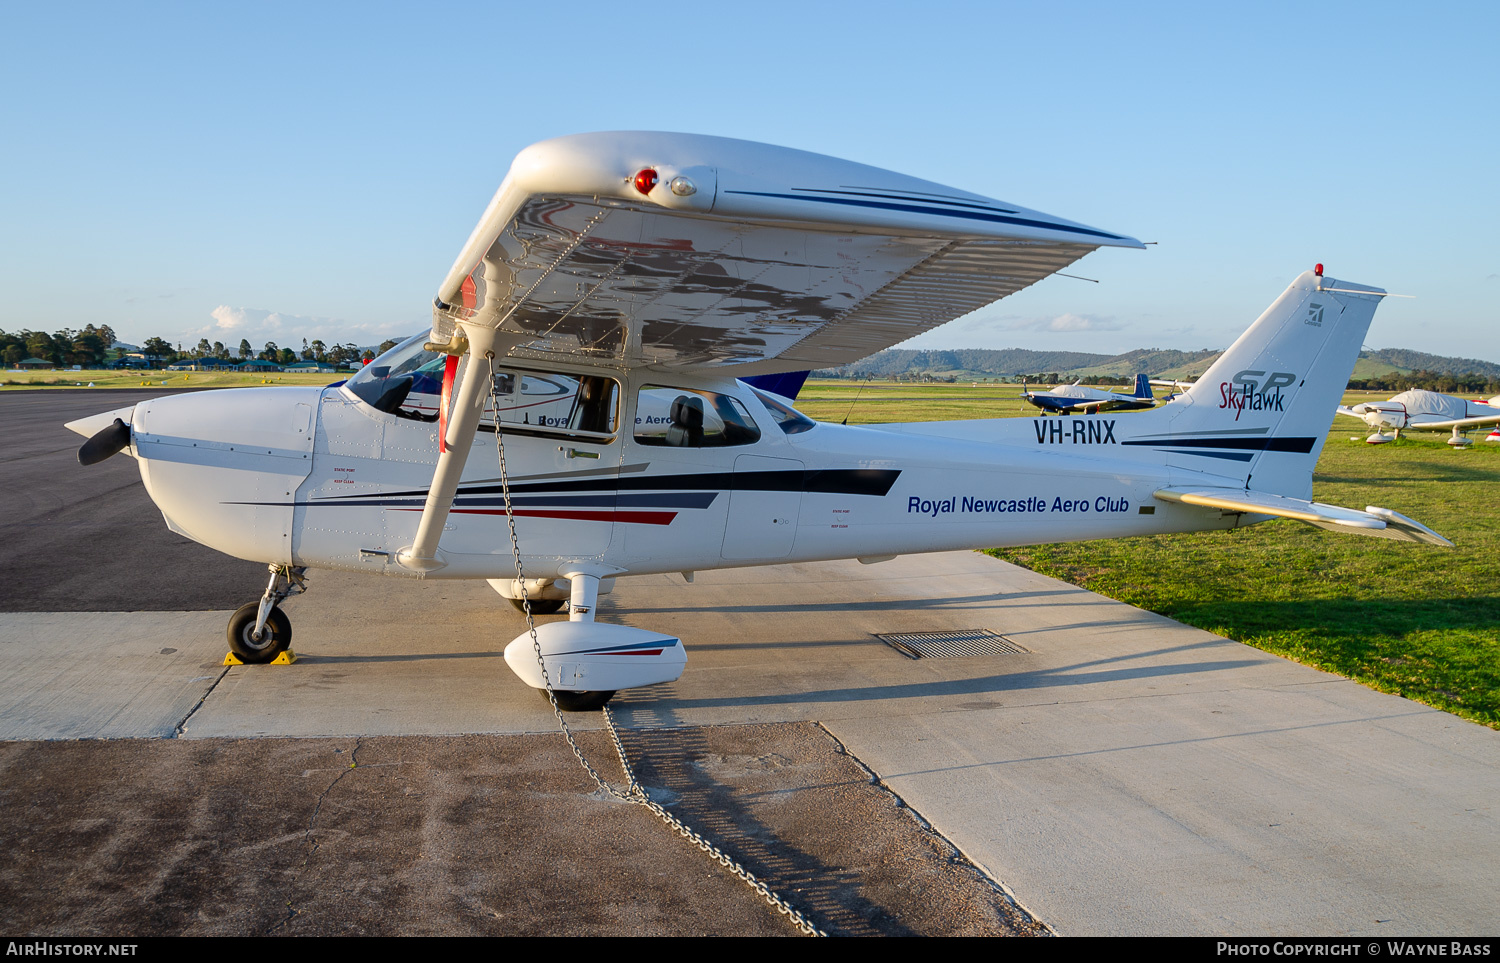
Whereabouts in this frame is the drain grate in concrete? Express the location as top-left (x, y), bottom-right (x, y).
top-left (876, 629), bottom-right (1030, 660)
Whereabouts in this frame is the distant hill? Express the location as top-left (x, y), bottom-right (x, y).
top-left (815, 346), bottom-right (1222, 381)
top-left (1354, 348), bottom-right (1500, 381)
top-left (822, 348), bottom-right (1112, 380)
top-left (816, 346), bottom-right (1500, 383)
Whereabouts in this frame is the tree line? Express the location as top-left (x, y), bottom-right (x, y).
top-left (2, 326), bottom-right (398, 368)
top-left (1348, 370), bottom-right (1500, 395)
top-left (1, 325), bottom-right (117, 367)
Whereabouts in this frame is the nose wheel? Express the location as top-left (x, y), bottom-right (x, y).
top-left (226, 564), bottom-right (306, 664)
top-left (227, 604), bottom-right (292, 663)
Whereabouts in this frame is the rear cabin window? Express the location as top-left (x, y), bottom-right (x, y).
top-left (751, 388), bottom-right (817, 435)
top-left (634, 386), bottom-right (761, 448)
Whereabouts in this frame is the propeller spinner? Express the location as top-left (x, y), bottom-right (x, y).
top-left (77, 418), bottom-right (131, 465)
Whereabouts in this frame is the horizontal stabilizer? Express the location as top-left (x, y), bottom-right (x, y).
top-left (1153, 488), bottom-right (1452, 547)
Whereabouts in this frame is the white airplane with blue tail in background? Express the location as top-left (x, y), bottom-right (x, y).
top-left (66, 132), bottom-right (1450, 710)
top-left (1021, 373), bottom-right (1156, 415)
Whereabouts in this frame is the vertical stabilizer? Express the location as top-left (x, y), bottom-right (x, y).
top-left (1146, 270), bottom-right (1385, 497)
top-left (1133, 373), bottom-right (1154, 400)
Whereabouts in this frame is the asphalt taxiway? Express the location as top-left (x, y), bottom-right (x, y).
top-left (2, 389), bottom-right (1496, 936)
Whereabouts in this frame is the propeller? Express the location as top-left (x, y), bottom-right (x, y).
top-left (77, 418), bottom-right (131, 466)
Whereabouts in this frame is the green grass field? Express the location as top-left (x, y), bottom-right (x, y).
top-left (802, 380), bottom-right (1500, 728)
top-left (1, 369), bottom-right (346, 390)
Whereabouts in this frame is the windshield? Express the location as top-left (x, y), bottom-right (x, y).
top-left (344, 332), bottom-right (620, 439)
top-left (344, 333), bottom-right (444, 420)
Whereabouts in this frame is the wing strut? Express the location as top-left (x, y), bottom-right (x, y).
top-left (396, 325), bottom-right (520, 573)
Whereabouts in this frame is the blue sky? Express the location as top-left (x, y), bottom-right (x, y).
top-left (2, 1), bottom-right (1495, 360)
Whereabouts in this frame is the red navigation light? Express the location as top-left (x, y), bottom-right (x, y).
top-left (632, 168), bottom-right (659, 195)
top-left (1314, 263), bottom-right (1324, 276)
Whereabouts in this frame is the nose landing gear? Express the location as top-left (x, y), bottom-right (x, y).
top-left (226, 564), bottom-right (307, 664)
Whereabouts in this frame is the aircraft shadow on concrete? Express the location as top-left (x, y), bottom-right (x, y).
top-left (616, 637), bottom-right (1266, 712)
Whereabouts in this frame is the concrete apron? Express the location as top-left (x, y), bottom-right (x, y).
top-left (3, 550), bottom-right (1495, 936)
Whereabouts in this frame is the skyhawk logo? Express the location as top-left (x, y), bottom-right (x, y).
top-left (1219, 370), bottom-right (1295, 422)
top-left (1304, 301), bottom-right (1324, 327)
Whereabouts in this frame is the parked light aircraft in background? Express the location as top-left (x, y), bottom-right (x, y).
top-left (1337, 390), bottom-right (1500, 446)
top-left (66, 132), bottom-right (1451, 711)
top-left (1021, 374), bottom-right (1156, 414)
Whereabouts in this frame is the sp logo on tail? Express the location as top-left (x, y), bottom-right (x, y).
top-left (1220, 370), bottom-right (1296, 421)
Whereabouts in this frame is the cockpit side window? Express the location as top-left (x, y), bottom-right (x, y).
top-left (484, 368), bottom-right (619, 440)
top-left (634, 386), bottom-right (761, 448)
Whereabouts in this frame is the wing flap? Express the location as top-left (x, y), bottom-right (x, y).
top-left (1153, 487), bottom-right (1453, 546)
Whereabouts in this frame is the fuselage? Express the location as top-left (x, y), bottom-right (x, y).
top-left (118, 359), bottom-right (1257, 584)
top-left (1023, 382), bottom-right (1154, 414)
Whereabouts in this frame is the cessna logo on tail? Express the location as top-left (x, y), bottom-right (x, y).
top-left (1304, 302), bottom-right (1325, 327)
top-left (1220, 370), bottom-right (1295, 421)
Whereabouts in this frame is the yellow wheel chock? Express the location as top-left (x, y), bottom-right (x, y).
top-left (223, 649), bottom-right (299, 666)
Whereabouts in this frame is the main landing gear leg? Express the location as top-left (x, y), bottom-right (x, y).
top-left (567, 571), bottom-right (600, 623)
top-left (226, 564), bottom-right (307, 664)
top-left (542, 570), bottom-right (614, 712)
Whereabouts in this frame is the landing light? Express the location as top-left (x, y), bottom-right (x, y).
top-left (632, 168), bottom-right (658, 195)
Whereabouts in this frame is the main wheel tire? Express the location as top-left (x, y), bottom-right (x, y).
top-left (544, 689), bottom-right (616, 712)
top-left (509, 597), bottom-right (565, 615)
top-left (227, 603), bottom-right (292, 664)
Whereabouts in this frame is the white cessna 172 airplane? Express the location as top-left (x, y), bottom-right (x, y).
top-left (67, 132), bottom-right (1451, 710)
top-left (1337, 389), bottom-right (1500, 446)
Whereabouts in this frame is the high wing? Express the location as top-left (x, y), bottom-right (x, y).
top-left (1154, 488), bottom-right (1452, 546)
top-left (1336, 402), bottom-right (1500, 431)
top-left (1404, 414), bottom-right (1500, 431)
top-left (430, 132), bottom-right (1142, 375)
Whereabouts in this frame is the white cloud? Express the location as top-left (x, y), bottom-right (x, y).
top-left (208, 305), bottom-right (287, 333)
top-left (1005, 312), bottom-right (1124, 333)
top-left (191, 306), bottom-right (412, 348)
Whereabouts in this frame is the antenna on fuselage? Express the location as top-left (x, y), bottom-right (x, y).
top-left (841, 378), bottom-right (870, 425)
